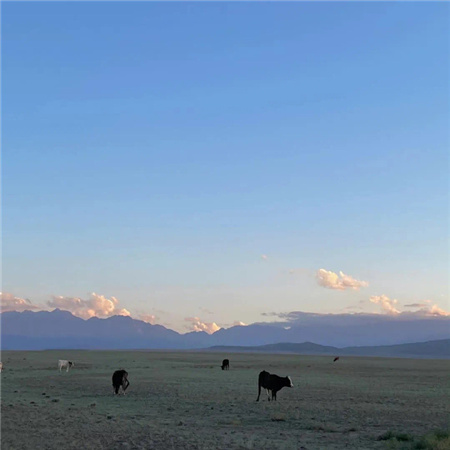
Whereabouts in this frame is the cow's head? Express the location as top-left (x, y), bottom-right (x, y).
top-left (69, 361), bottom-right (74, 367)
top-left (286, 376), bottom-right (293, 387)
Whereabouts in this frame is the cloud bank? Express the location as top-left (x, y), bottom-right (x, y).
top-left (48, 293), bottom-right (131, 319)
top-left (369, 295), bottom-right (449, 317)
top-left (413, 303), bottom-right (450, 317)
top-left (184, 317), bottom-right (221, 334)
top-left (316, 269), bottom-right (369, 291)
top-left (370, 294), bottom-right (400, 315)
top-left (139, 314), bottom-right (158, 324)
top-left (1, 292), bottom-right (40, 312)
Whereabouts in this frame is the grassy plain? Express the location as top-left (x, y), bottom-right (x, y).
top-left (1, 350), bottom-right (449, 449)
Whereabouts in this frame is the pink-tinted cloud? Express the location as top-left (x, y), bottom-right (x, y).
top-left (370, 295), bottom-right (400, 315)
top-left (317, 269), bottom-right (369, 291)
top-left (409, 302), bottom-right (450, 317)
top-left (427, 304), bottom-right (450, 316)
top-left (232, 320), bottom-right (247, 326)
top-left (184, 317), bottom-right (221, 334)
top-left (139, 314), bottom-right (158, 324)
top-left (0, 292), bottom-right (41, 312)
top-left (261, 254), bottom-right (268, 260)
top-left (48, 293), bottom-right (131, 319)
top-left (370, 296), bottom-right (449, 317)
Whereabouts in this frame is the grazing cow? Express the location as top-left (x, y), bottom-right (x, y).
top-left (0, 362), bottom-right (3, 372)
top-left (58, 360), bottom-right (74, 372)
top-left (333, 357), bottom-right (340, 362)
top-left (221, 359), bottom-right (230, 370)
top-left (256, 370), bottom-right (293, 401)
top-left (112, 369), bottom-right (130, 395)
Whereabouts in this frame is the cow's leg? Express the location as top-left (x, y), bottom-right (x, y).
top-left (256, 384), bottom-right (261, 401)
top-left (266, 389), bottom-right (271, 401)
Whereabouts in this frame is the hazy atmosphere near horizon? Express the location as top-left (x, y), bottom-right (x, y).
top-left (2, 1), bottom-right (449, 339)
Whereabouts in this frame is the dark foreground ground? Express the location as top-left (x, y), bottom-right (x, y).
top-left (1, 351), bottom-right (449, 449)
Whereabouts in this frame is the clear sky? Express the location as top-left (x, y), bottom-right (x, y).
top-left (2, 2), bottom-right (449, 333)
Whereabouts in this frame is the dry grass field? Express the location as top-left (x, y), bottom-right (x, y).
top-left (1, 350), bottom-right (449, 449)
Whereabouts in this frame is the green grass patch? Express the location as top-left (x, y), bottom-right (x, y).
top-left (378, 429), bottom-right (450, 449)
top-left (413, 430), bottom-right (450, 450)
top-left (378, 431), bottom-right (414, 442)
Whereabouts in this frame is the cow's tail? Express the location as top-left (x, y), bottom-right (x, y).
top-left (123, 375), bottom-right (130, 392)
top-left (256, 381), bottom-right (261, 401)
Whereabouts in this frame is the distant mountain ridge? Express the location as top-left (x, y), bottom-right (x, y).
top-left (0, 309), bottom-right (203, 350)
top-left (1, 309), bottom-right (450, 354)
top-left (207, 339), bottom-right (450, 359)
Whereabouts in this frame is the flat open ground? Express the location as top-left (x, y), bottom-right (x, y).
top-left (1, 351), bottom-right (449, 449)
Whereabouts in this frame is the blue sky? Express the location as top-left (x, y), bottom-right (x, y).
top-left (2, 2), bottom-right (449, 332)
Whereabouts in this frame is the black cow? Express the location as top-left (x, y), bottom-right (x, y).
top-left (112, 369), bottom-right (130, 395)
top-left (256, 370), bottom-right (293, 401)
top-left (221, 359), bottom-right (230, 370)
top-left (333, 357), bottom-right (340, 362)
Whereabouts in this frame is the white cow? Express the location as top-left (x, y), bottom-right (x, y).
top-left (58, 359), bottom-right (74, 372)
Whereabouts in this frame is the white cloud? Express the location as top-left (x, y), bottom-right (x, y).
top-left (48, 293), bottom-right (131, 319)
top-left (232, 321), bottom-right (247, 326)
top-left (261, 254), bottom-right (268, 260)
top-left (184, 317), bottom-right (221, 334)
top-left (317, 269), bottom-right (369, 291)
top-left (370, 295), bottom-right (400, 315)
top-left (0, 292), bottom-right (41, 312)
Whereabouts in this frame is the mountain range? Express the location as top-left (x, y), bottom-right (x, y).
top-left (1, 309), bottom-right (450, 355)
top-left (207, 339), bottom-right (450, 359)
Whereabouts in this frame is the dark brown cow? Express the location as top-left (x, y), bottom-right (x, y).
top-left (221, 359), bottom-right (230, 370)
top-left (333, 357), bottom-right (340, 362)
top-left (256, 370), bottom-right (293, 401)
top-left (112, 369), bottom-right (130, 395)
